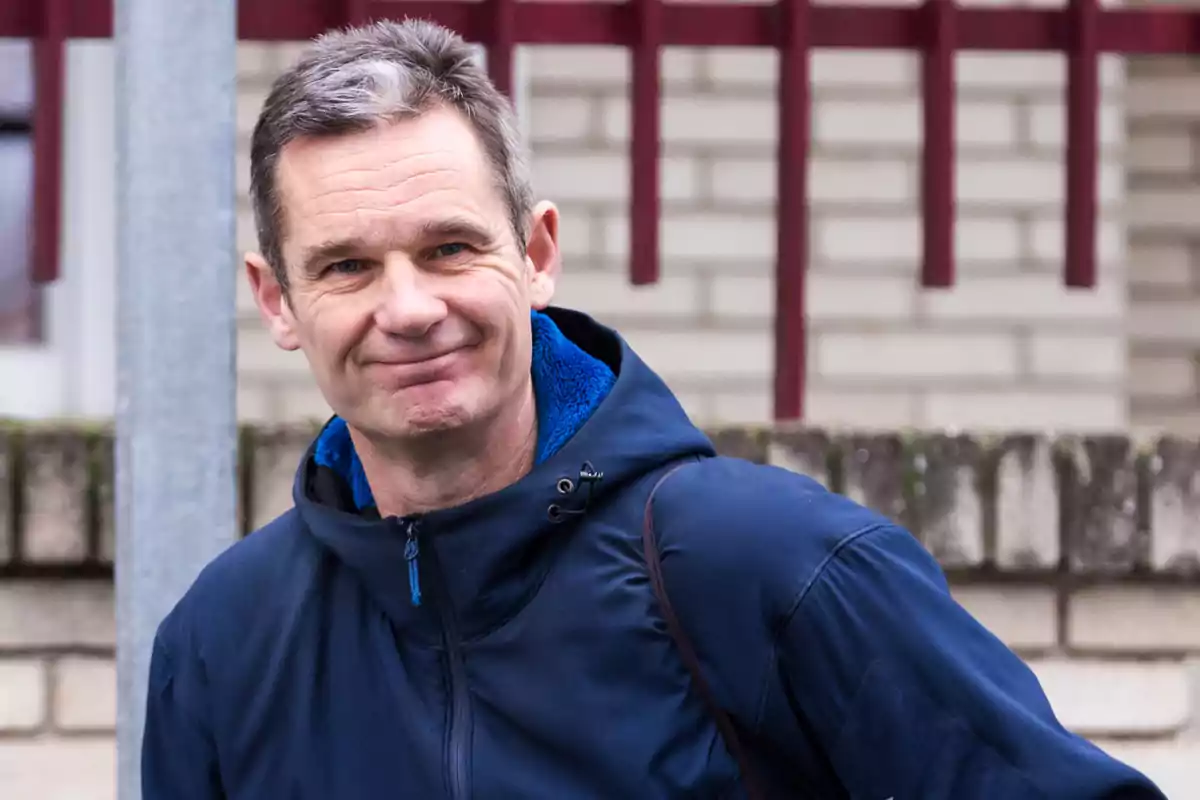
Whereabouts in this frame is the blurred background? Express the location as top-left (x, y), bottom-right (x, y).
top-left (2, 2), bottom-right (1200, 798)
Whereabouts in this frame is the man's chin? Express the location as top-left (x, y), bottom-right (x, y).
top-left (368, 397), bottom-right (476, 441)
top-left (400, 410), bottom-right (474, 438)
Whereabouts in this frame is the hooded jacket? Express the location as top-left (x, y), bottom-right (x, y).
top-left (142, 307), bottom-right (1166, 799)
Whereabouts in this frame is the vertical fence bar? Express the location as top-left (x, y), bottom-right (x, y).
top-left (488, 0), bottom-right (516, 99)
top-left (630, 0), bottom-right (662, 285)
top-left (920, 0), bottom-right (956, 288)
top-left (114, 0), bottom-right (239, 796)
top-left (1065, 0), bottom-right (1099, 288)
top-left (774, 0), bottom-right (812, 421)
top-left (30, 0), bottom-right (66, 283)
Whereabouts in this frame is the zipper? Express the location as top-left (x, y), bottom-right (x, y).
top-left (425, 541), bottom-right (472, 800)
top-left (404, 521), bottom-right (422, 607)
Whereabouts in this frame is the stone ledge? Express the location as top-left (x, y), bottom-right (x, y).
top-left (1, 422), bottom-right (1199, 581)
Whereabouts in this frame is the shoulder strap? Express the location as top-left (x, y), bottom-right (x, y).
top-left (642, 463), bottom-right (766, 800)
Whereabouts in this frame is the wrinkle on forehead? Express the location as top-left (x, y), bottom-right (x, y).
top-left (302, 151), bottom-right (467, 197)
top-left (300, 169), bottom-right (472, 218)
top-left (279, 114), bottom-right (494, 201)
top-left (275, 110), bottom-right (511, 264)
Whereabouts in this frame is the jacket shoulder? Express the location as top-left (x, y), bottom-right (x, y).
top-left (154, 508), bottom-right (323, 664)
top-left (642, 457), bottom-right (894, 725)
top-left (649, 456), bottom-right (892, 624)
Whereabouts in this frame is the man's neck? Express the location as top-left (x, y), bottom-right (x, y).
top-left (351, 385), bottom-right (539, 519)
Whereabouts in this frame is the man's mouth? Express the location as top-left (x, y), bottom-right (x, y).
top-left (366, 348), bottom-right (466, 389)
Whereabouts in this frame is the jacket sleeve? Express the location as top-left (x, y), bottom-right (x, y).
top-left (776, 523), bottom-right (1167, 800)
top-left (142, 630), bottom-right (226, 800)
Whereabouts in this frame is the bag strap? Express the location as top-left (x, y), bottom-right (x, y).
top-left (642, 463), bottom-right (766, 800)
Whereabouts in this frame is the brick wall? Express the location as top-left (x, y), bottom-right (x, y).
top-left (0, 585), bottom-right (115, 799)
top-left (230, 38), bottom-right (1129, 432)
top-left (1128, 52), bottom-right (1200, 436)
top-left (528, 44), bottom-right (1128, 431)
top-left (1, 424), bottom-right (1199, 798)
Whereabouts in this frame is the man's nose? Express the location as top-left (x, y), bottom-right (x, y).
top-left (374, 256), bottom-right (448, 338)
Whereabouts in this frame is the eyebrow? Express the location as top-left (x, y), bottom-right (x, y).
top-left (296, 217), bottom-right (498, 277)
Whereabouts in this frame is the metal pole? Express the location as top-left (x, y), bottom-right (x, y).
top-left (114, 0), bottom-right (238, 797)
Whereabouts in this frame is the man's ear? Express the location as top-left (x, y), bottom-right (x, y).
top-left (524, 201), bottom-right (561, 309)
top-left (245, 252), bottom-right (301, 352)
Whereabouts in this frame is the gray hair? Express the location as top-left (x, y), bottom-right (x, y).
top-left (249, 19), bottom-right (534, 288)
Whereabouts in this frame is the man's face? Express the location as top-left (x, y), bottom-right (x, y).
top-left (246, 106), bottom-right (560, 442)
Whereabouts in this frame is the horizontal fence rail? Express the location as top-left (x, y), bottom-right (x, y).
top-left (2, 422), bottom-right (1200, 584)
top-left (6, 0), bottom-right (1200, 418)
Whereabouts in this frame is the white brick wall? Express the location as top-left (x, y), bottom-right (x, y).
top-left (230, 38), bottom-right (1128, 432)
top-left (524, 44), bottom-right (1127, 430)
top-left (0, 660), bottom-right (45, 731)
top-left (1127, 52), bottom-right (1200, 434)
top-left (2, 581), bottom-right (1195, 798)
top-left (54, 658), bottom-right (118, 732)
top-left (0, 740), bottom-right (115, 800)
top-left (0, 582), bottom-right (117, 799)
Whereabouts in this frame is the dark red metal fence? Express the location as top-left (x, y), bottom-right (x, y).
top-left (5, 0), bottom-right (1200, 419)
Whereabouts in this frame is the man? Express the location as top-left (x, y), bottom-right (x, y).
top-left (142, 18), bottom-right (1165, 799)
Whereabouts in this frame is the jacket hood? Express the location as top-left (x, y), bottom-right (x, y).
top-left (290, 306), bottom-right (716, 638)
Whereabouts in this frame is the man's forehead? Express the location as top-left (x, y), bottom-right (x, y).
top-left (277, 108), bottom-right (493, 192)
top-left (272, 112), bottom-right (509, 258)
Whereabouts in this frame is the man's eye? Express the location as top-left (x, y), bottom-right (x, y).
top-left (326, 259), bottom-right (366, 275)
top-left (433, 242), bottom-right (470, 259)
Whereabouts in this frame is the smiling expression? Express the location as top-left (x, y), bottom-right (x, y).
top-left (246, 105), bottom-right (561, 443)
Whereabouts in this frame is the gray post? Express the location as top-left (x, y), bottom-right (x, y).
top-left (113, 1), bottom-right (239, 798)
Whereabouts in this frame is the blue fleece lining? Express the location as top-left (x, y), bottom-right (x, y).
top-left (313, 310), bottom-right (616, 511)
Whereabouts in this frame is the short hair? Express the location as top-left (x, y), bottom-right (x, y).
top-left (248, 19), bottom-right (533, 287)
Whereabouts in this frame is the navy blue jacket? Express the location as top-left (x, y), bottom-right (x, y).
top-left (143, 307), bottom-right (1165, 799)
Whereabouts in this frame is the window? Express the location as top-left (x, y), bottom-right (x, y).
top-left (0, 40), bottom-right (38, 343)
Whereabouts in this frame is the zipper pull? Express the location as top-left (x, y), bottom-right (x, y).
top-left (404, 522), bottom-right (422, 607)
